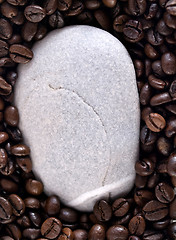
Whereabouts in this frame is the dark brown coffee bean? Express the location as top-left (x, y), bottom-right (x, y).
top-left (28, 211), bottom-right (42, 227)
top-left (41, 217), bottom-right (62, 239)
top-left (128, 216), bottom-right (145, 236)
top-left (165, 117), bottom-right (176, 138)
top-left (128, 237), bottom-right (141, 240)
top-left (6, 127), bottom-right (22, 142)
top-left (0, 77), bottom-right (12, 96)
top-left (0, 2), bottom-right (18, 19)
top-left (24, 197), bottom-right (40, 209)
top-left (168, 223), bottom-right (176, 239)
top-left (0, 148), bottom-right (8, 168)
top-left (152, 218), bottom-right (170, 230)
top-left (167, 151), bottom-right (176, 176)
top-left (143, 200), bottom-right (168, 221)
top-left (11, 11), bottom-right (25, 25)
top-left (170, 197), bottom-right (176, 218)
top-left (144, 44), bottom-right (159, 60)
top-left (143, 230), bottom-right (164, 240)
top-left (106, 225), bottom-right (129, 240)
top-left (152, 60), bottom-right (166, 78)
top-left (76, 10), bottom-right (93, 24)
top-left (0, 178), bottom-right (18, 193)
top-left (73, 229), bottom-right (88, 240)
top-left (0, 57), bottom-right (15, 68)
top-left (94, 10), bottom-right (111, 31)
top-left (25, 179), bottom-right (43, 196)
top-left (58, 227), bottom-right (73, 240)
top-left (128, 0), bottom-right (146, 16)
top-left (93, 200), bottom-right (112, 222)
top-left (0, 157), bottom-right (15, 176)
top-left (48, 11), bottom-right (64, 28)
top-left (88, 224), bottom-right (105, 240)
top-left (169, 79), bottom-right (176, 98)
top-left (134, 60), bottom-right (144, 78)
top-left (140, 125), bottom-right (157, 145)
top-left (44, 195), bottom-right (60, 216)
top-left (102, 0), bottom-right (117, 8)
top-left (7, 0), bottom-right (27, 6)
top-left (0, 18), bottom-right (13, 40)
top-left (23, 228), bottom-right (41, 240)
top-left (135, 158), bottom-right (155, 176)
top-left (155, 182), bottom-right (174, 203)
top-left (58, 0), bottom-right (72, 11)
top-left (145, 113), bottom-right (166, 132)
top-left (59, 207), bottom-right (78, 223)
top-left (65, 0), bottom-right (84, 16)
top-left (150, 92), bottom-right (172, 106)
top-left (16, 157), bottom-right (32, 173)
top-left (123, 20), bottom-right (144, 42)
top-left (9, 44), bottom-right (33, 64)
top-left (4, 106), bottom-right (19, 127)
top-left (157, 137), bottom-right (172, 156)
top-left (35, 24), bottom-right (47, 41)
top-left (135, 174), bottom-right (147, 188)
top-left (6, 223), bottom-right (22, 240)
top-left (0, 40), bottom-right (9, 58)
top-left (166, 0), bottom-right (176, 16)
top-left (140, 83), bottom-right (153, 105)
top-left (85, 0), bottom-right (101, 10)
top-left (166, 103), bottom-right (176, 114)
top-left (0, 132), bottom-right (9, 144)
top-left (0, 197), bottom-right (13, 223)
top-left (6, 71), bottom-right (17, 87)
top-left (164, 12), bottom-right (176, 29)
top-left (146, 29), bottom-right (164, 46)
top-left (134, 190), bottom-right (154, 207)
top-left (11, 143), bottom-right (30, 156)
top-left (156, 18), bottom-right (173, 36)
top-left (8, 35), bottom-right (21, 47)
top-left (44, 0), bottom-right (57, 15)
top-left (113, 15), bottom-right (130, 32)
top-left (0, 237), bottom-right (14, 240)
top-left (8, 194), bottom-right (25, 216)
top-left (112, 198), bottom-right (129, 217)
top-left (21, 21), bottom-right (38, 42)
top-left (148, 75), bottom-right (168, 90)
top-left (115, 213), bottom-right (132, 225)
top-left (144, 3), bottom-right (158, 20)
top-left (161, 52), bottom-right (176, 75)
top-left (24, 5), bottom-right (46, 23)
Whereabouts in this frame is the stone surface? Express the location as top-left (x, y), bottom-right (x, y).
top-left (15, 25), bottom-right (140, 212)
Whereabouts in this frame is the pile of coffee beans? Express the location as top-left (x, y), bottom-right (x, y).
top-left (0, 0), bottom-right (176, 239)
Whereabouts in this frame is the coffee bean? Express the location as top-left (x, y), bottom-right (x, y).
top-left (24, 5), bottom-right (46, 23)
top-left (0, 18), bottom-right (13, 40)
top-left (0, 2), bottom-right (18, 19)
top-left (134, 190), bottom-right (154, 207)
top-left (150, 92), bottom-right (172, 106)
top-left (113, 15), bottom-right (130, 32)
top-left (106, 225), bottom-right (129, 240)
top-left (161, 52), bottom-right (176, 75)
top-left (146, 29), bottom-right (164, 46)
top-left (0, 40), bottom-right (9, 58)
top-left (8, 194), bottom-right (25, 216)
top-left (165, 117), bottom-right (176, 137)
top-left (166, 0), bottom-right (176, 16)
top-left (93, 200), bottom-right (112, 222)
top-left (0, 148), bottom-right (8, 168)
top-left (16, 157), bottom-right (32, 173)
top-left (169, 79), bottom-right (176, 99)
top-left (0, 178), bottom-right (18, 193)
top-left (88, 224), bottom-right (105, 240)
top-left (135, 158), bottom-right (155, 176)
top-left (76, 11), bottom-right (93, 24)
top-left (48, 11), bottom-right (64, 28)
top-left (23, 228), bottom-right (41, 240)
top-left (164, 12), bottom-right (176, 29)
top-left (44, 0), bottom-right (57, 15)
top-left (128, 237), bottom-right (141, 240)
top-left (145, 3), bottom-right (158, 20)
top-left (134, 60), bottom-right (144, 78)
top-left (9, 44), bottom-right (33, 64)
top-left (0, 157), bottom-right (15, 176)
top-left (24, 197), bottom-right (41, 209)
top-left (85, 0), bottom-right (101, 10)
top-left (142, 200), bottom-right (168, 221)
top-left (143, 230), bottom-right (164, 240)
top-left (140, 83), bottom-right (153, 105)
top-left (21, 21), bottom-right (38, 42)
top-left (25, 179), bottom-right (43, 196)
top-left (6, 223), bottom-right (22, 239)
top-left (156, 18), bottom-right (173, 36)
top-left (65, 0), bottom-right (84, 17)
top-left (0, 237), bottom-right (14, 240)
top-left (145, 113), bottom-right (166, 132)
top-left (6, 127), bottom-right (22, 142)
top-left (4, 106), bottom-right (19, 127)
top-left (157, 137), bottom-right (172, 156)
top-left (11, 143), bottom-right (30, 156)
top-left (41, 217), bottom-right (62, 239)
top-left (140, 125), bottom-right (157, 146)
top-left (59, 207), bottom-right (78, 223)
top-left (115, 213), bottom-right (132, 225)
top-left (28, 211), bottom-right (42, 227)
top-left (170, 197), bottom-right (176, 218)
top-left (44, 195), bottom-right (60, 216)
top-left (7, 0), bottom-right (27, 6)
top-left (128, 216), bottom-right (145, 236)
top-left (0, 77), bottom-right (12, 96)
top-left (155, 182), bottom-right (174, 203)
top-left (102, 0), bottom-right (117, 8)
top-left (144, 44), bottom-right (159, 60)
top-left (58, 227), bottom-right (73, 240)
top-left (167, 151), bottom-right (176, 176)
top-left (148, 75), bottom-right (168, 90)
top-left (94, 10), bottom-right (111, 31)
top-left (128, 0), bottom-right (147, 16)
top-left (135, 174), bottom-right (147, 188)
top-left (112, 198), bottom-right (129, 217)
top-left (0, 132), bottom-right (9, 144)
top-left (0, 197), bottom-right (13, 223)
top-left (73, 229), bottom-right (88, 240)
top-left (168, 223), bottom-right (176, 239)
top-left (152, 218), bottom-right (170, 230)
top-left (123, 20), bottom-right (144, 43)
top-left (58, 0), bottom-right (72, 11)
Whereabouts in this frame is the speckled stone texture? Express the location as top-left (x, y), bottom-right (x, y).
top-left (15, 25), bottom-right (140, 212)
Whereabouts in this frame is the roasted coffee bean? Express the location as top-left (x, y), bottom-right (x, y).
top-left (161, 52), bottom-right (176, 75)
top-left (28, 211), bottom-right (41, 227)
top-left (73, 229), bottom-right (88, 240)
top-left (24, 5), bottom-right (46, 23)
top-left (34, 24), bottom-right (47, 41)
top-left (143, 230), bottom-right (164, 240)
top-left (128, 216), bottom-right (145, 236)
top-left (148, 75), bottom-right (168, 90)
top-left (0, 18), bottom-right (13, 40)
top-left (146, 29), bottom-right (164, 46)
top-left (23, 228), bottom-right (41, 240)
top-left (0, 237), bottom-right (14, 240)
top-left (156, 19), bottom-right (173, 36)
top-left (9, 44), bottom-right (33, 64)
top-left (58, 227), bottom-right (73, 240)
top-left (6, 127), bottom-right (22, 142)
top-left (169, 79), bottom-right (176, 98)
top-left (135, 158), bottom-right (155, 176)
top-left (6, 71), bottom-right (18, 86)
top-left (150, 92), bottom-right (172, 106)
top-left (113, 15), bottom-right (130, 33)
top-left (140, 83), bottom-right (153, 105)
top-left (140, 125), bottom-right (157, 145)
top-left (128, 0), bottom-right (146, 16)
top-left (0, 77), bottom-right (12, 96)
top-left (135, 174), bottom-right (147, 188)
top-left (144, 44), bottom-right (159, 60)
top-left (123, 20), bottom-right (144, 43)
top-left (11, 143), bottom-right (30, 156)
top-left (59, 207), bottom-right (78, 223)
top-left (0, 148), bottom-right (8, 168)
top-left (44, 195), bottom-right (60, 216)
top-left (144, 3), bottom-right (158, 20)
top-left (134, 190), bottom-right (154, 207)
top-left (145, 59), bottom-right (154, 77)
top-left (11, 10), bottom-right (25, 25)
top-left (166, 0), bottom-right (176, 16)
top-left (165, 117), bottom-right (176, 138)
top-left (48, 11), bottom-right (64, 28)
top-left (21, 21), bottom-right (38, 42)
top-left (145, 113), bottom-right (166, 132)
top-left (115, 213), bottom-right (132, 225)
top-left (0, 132), bottom-right (9, 144)
top-left (93, 200), bottom-right (112, 222)
top-left (65, 0), bottom-right (84, 17)
top-left (41, 217), bottom-right (62, 239)
top-left (152, 218), bottom-right (170, 230)
top-left (148, 172), bottom-right (159, 189)
top-left (141, 107), bottom-right (152, 122)
top-left (16, 157), bottom-right (32, 173)
top-left (0, 197), bottom-right (13, 223)
top-left (24, 197), bottom-right (41, 209)
top-left (112, 198), bottom-right (129, 217)
top-left (128, 237), bottom-right (141, 240)
top-left (94, 10), bottom-right (111, 31)
top-left (164, 12), bottom-right (176, 29)
top-left (0, 178), bottom-right (18, 193)
top-left (44, 0), bottom-right (57, 15)
top-left (85, 0), bottom-right (101, 10)
top-left (7, 0), bottom-right (27, 6)
top-left (0, 2), bottom-right (18, 19)
top-left (4, 106), bottom-right (19, 127)
top-left (142, 200), bottom-right (168, 221)
top-left (134, 60), bottom-right (144, 78)
top-left (8, 194), bottom-right (25, 216)
top-left (6, 223), bottom-right (22, 239)
top-left (0, 157), bottom-right (15, 175)
top-left (76, 11), bottom-right (93, 24)
top-left (0, 40), bottom-right (9, 58)
top-left (0, 97), bottom-right (5, 111)
top-left (167, 151), bottom-right (176, 176)
top-left (157, 137), bottom-right (172, 156)
top-left (170, 197), bottom-right (176, 218)
top-left (155, 182), bottom-right (174, 203)
top-left (106, 225), bottom-right (129, 240)
top-left (0, 57), bottom-right (15, 67)
top-left (88, 224), bottom-right (105, 240)
top-left (102, 0), bottom-right (117, 8)
top-left (58, 0), bottom-right (72, 11)
top-left (25, 179), bottom-right (43, 196)
top-left (152, 60), bottom-right (166, 78)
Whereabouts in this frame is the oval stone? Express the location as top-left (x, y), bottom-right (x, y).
top-left (15, 26), bottom-right (140, 212)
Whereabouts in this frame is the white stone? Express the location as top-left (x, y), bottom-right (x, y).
top-left (15, 25), bottom-right (140, 212)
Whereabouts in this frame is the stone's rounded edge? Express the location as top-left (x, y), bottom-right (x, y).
top-left (67, 174), bottom-right (135, 212)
